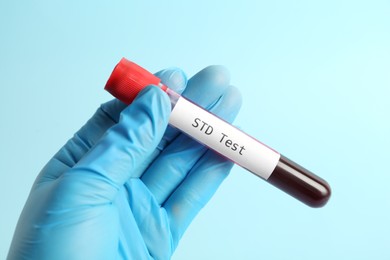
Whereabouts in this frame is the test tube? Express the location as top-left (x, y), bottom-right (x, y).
top-left (105, 58), bottom-right (331, 207)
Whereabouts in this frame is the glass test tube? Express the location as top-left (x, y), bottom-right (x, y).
top-left (105, 58), bottom-right (331, 208)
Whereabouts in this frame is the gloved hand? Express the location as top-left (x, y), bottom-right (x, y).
top-left (8, 65), bottom-right (242, 260)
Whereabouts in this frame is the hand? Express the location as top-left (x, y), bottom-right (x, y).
top-left (8, 65), bottom-right (242, 260)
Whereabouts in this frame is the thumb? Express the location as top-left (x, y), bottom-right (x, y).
top-left (58, 85), bottom-right (171, 204)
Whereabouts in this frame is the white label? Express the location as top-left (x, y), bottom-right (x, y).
top-left (169, 97), bottom-right (280, 180)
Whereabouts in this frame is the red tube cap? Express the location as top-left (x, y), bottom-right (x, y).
top-left (105, 58), bottom-right (162, 104)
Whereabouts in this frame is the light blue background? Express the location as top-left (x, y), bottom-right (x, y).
top-left (1, 1), bottom-right (389, 259)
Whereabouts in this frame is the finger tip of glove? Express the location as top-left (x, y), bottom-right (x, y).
top-left (195, 65), bottom-right (231, 87)
top-left (167, 68), bottom-right (187, 94)
top-left (225, 85), bottom-right (243, 112)
top-left (207, 85), bottom-right (243, 123)
top-left (155, 68), bottom-right (188, 95)
top-left (185, 65), bottom-right (231, 103)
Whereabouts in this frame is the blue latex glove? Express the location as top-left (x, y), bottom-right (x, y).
top-left (8, 65), bottom-right (242, 260)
